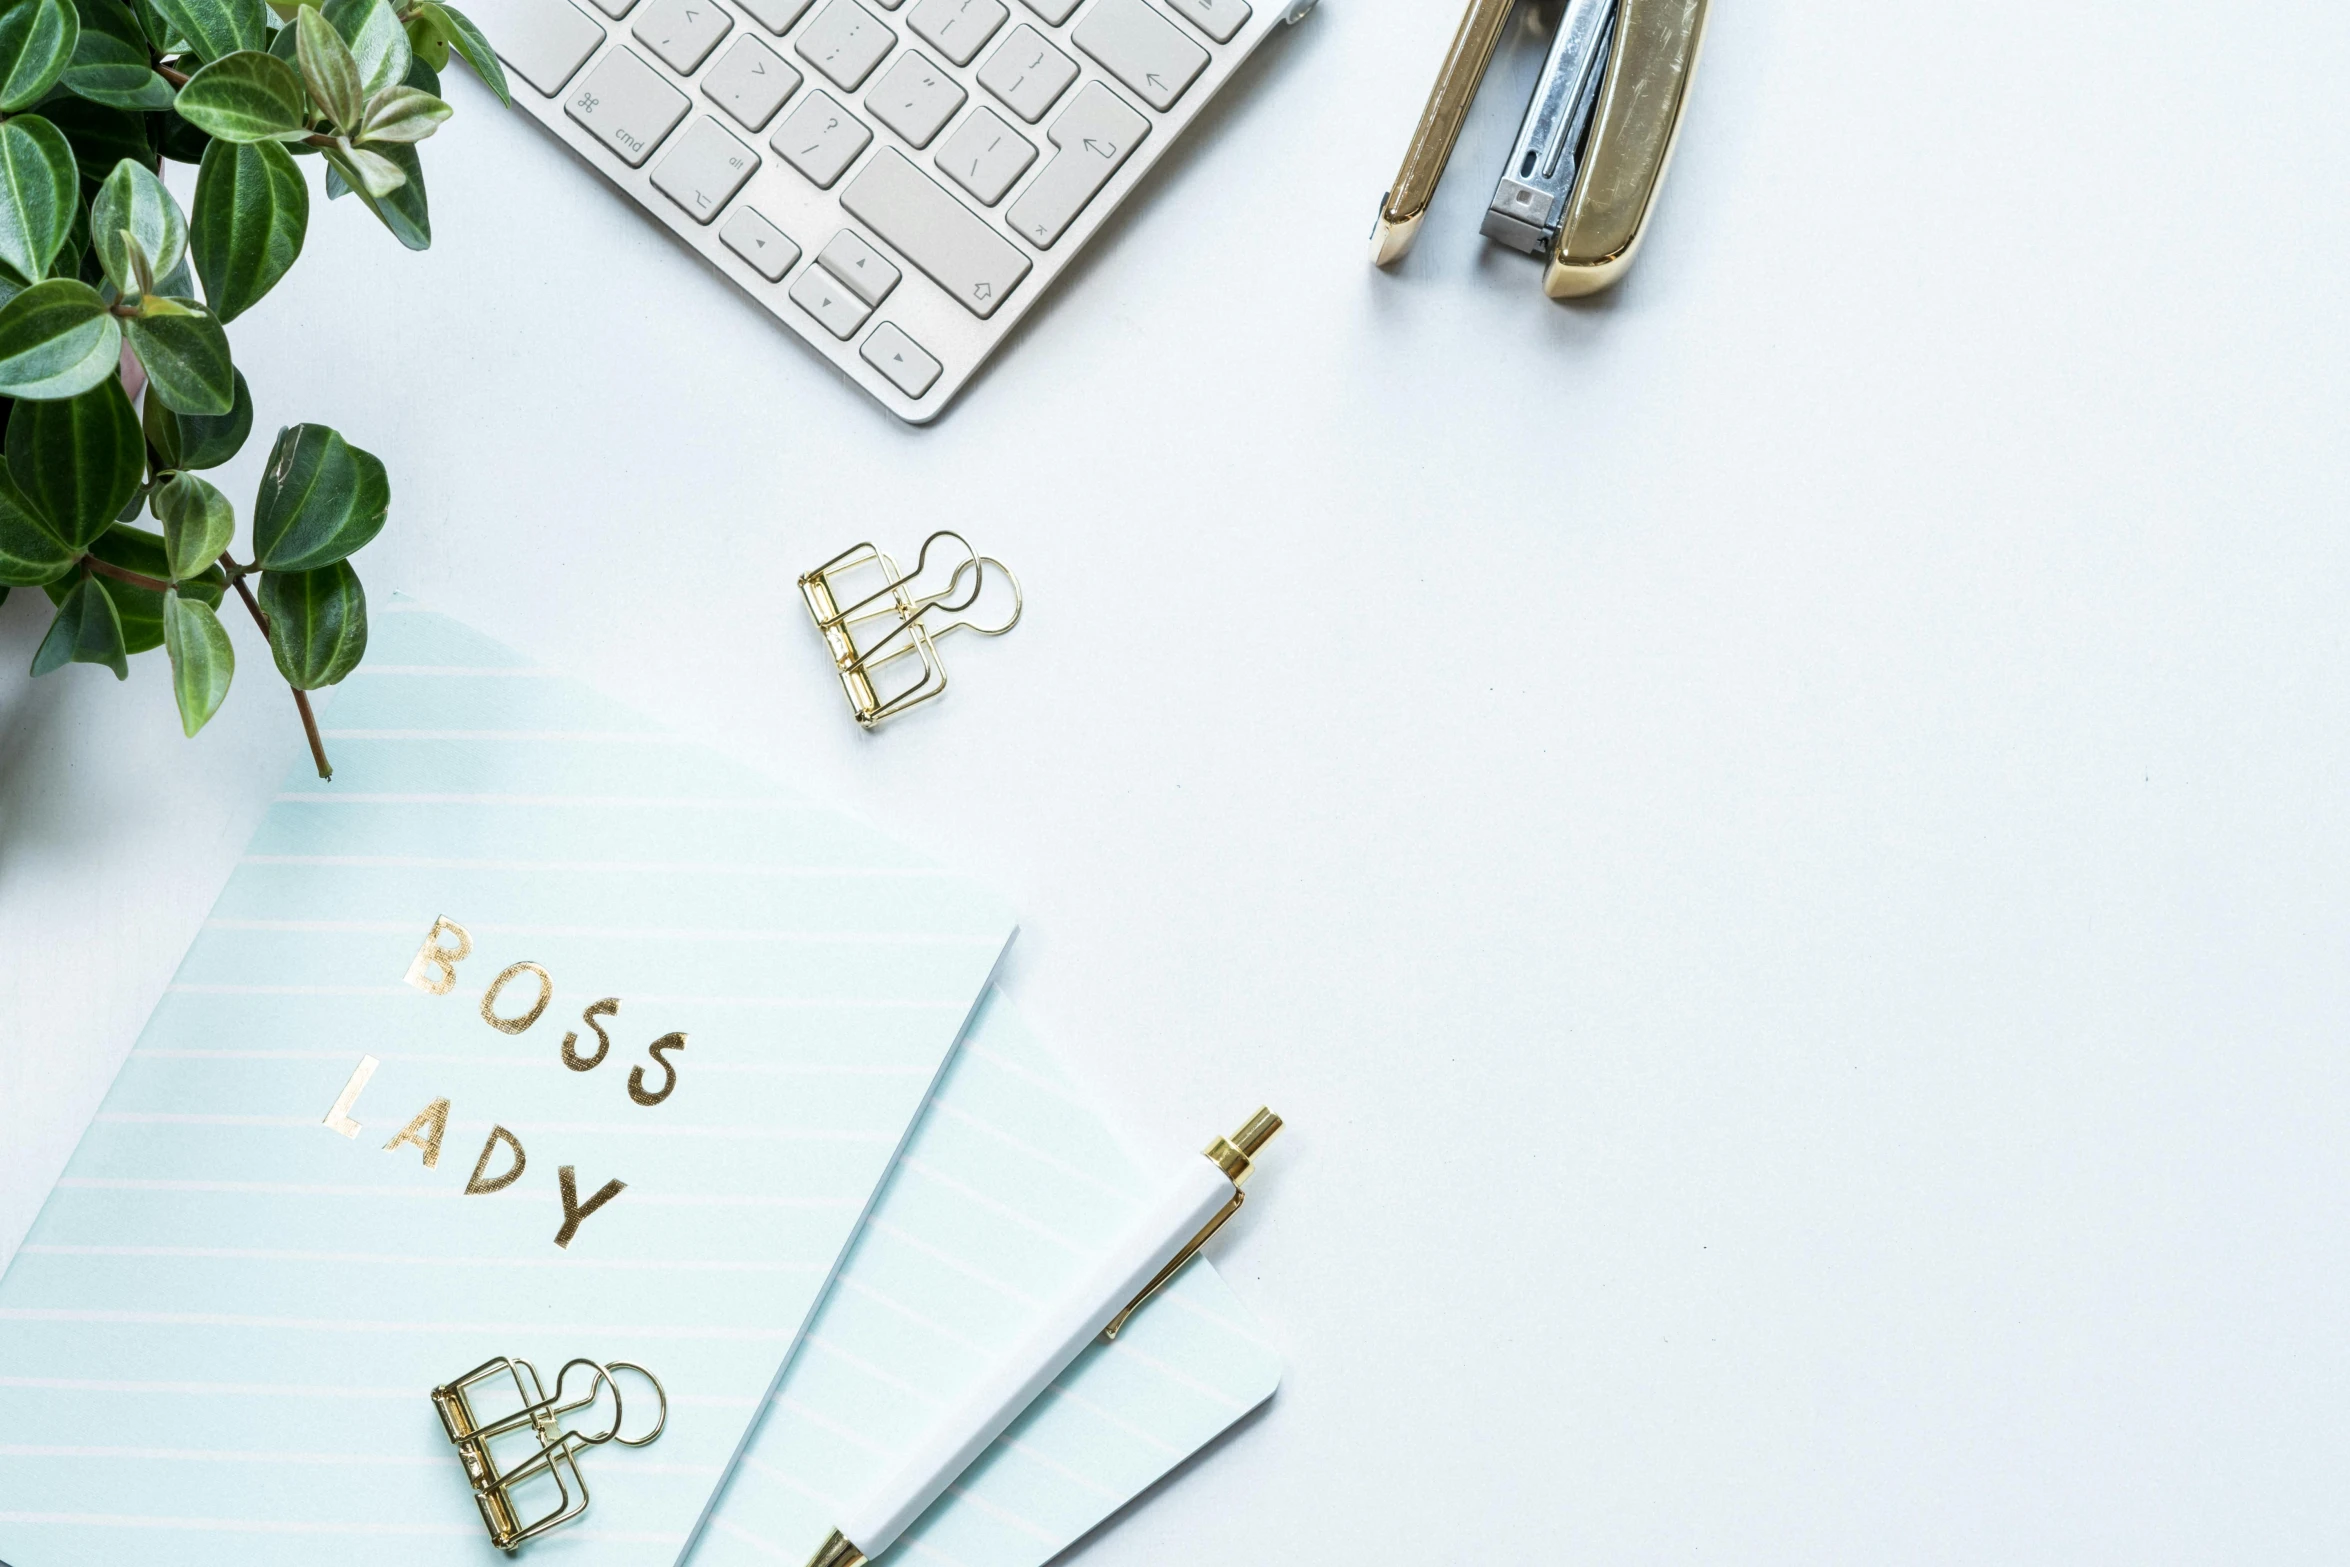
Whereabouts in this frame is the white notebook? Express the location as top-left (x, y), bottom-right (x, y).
top-left (0, 605), bottom-right (1013, 1567)
top-left (691, 987), bottom-right (1282, 1567)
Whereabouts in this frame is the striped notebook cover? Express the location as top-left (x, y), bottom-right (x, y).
top-left (690, 988), bottom-right (1282, 1567)
top-left (0, 604), bottom-right (1013, 1566)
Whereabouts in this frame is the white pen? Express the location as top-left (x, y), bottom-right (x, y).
top-left (804, 1109), bottom-right (1284, 1567)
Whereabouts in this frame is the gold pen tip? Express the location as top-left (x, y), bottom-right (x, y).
top-left (804, 1529), bottom-right (867, 1567)
top-left (1206, 1109), bottom-right (1282, 1184)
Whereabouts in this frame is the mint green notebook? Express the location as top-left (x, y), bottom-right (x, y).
top-left (0, 605), bottom-right (1014, 1566)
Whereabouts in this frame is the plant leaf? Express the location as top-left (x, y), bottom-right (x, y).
top-left (8, 373), bottom-right (141, 545)
top-left (335, 137), bottom-right (399, 193)
top-left (155, 107), bottom-right (213, 164)
top-left (90, 156), bottom-right (188, 295)
top-left (0, 115), bottom-right (77, 283)
top-left (143, 362), bottom-right (251, 466)
top-left (319, 137), bottom-right (424, 246)
top-left (0, 461), bottom-right (74, 584)
top-left (188, 136), bottom-right (305, 321)
top-left (417, 2), bottom-right (503, 105)
top-left (0, 0), bottom-right (80, 112)
top-left (62, 519), bottom-right (222, 649)
top-left (321, 0), bottom-right (403, 96)
top-left (147, 0), bottom-right (264, 60)
top-left (292, 3), bottom-right (358, 131)
top-left (0, 277), bottom-right (122, 399)
top-left (356, 82), bottom-right (447, 144)
top-left (63, 0), bottom-right (174, 107)
top-left (125, 296), bottom-right (233, 412)
top-left (162, 585), bottom-right (234, 732)
top-left (174, 49), bottom-right (309, 142)
top-left (31, 570), bottom-right (127, 676)
top-left (153, 468), bottom-right (233, 577)
top-left (258, 556), bottom-right (363, 686)
top-left (251, 421), bottom-right (385, 570)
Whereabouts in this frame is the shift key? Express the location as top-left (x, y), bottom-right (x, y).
top-left (1004, 82), bottom-right (1148, 249)
top-left (842, 149), bottom-right (1032, 317)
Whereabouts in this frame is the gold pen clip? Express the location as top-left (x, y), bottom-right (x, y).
top-left (1102, 1109), bottom-right (1282, 1341)
top-left (1371, 0), bottom-right (1710, 294)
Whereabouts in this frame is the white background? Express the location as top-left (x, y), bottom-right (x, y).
top-left (6, 0), bottom-right (2350, 1558)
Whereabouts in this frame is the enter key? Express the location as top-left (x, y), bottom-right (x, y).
top-left (1003, 82), bottom-right (1149, 249)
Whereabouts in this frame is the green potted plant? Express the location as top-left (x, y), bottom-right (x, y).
top-left (0, 0), bottom-right (504, 777)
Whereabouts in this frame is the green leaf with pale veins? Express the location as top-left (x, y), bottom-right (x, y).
top-left (356, 82), bottom-right (447, 144)
top-left (0, 0), bottom-right (80, 111)
top-left (147, 0), bottom-right (264, 60)
top-left (0, 116), bottom-right (77, 283)
top-left (91, 156), bottom-right (188, 295)
top-left (9, 374), bottom-right (142, 547)
top-left (162, 586), bottom-right (234, 732)
top-left (63, 0), bottom-right (173, 107)
top-left (174, 49), bottom-right (308, 141)
top-left (144, 363), bottom-right (251, 467)
top-left (190, 137), bottom-right (305, 320)
top-left (252, 421), bottom-right (386, 570)
top-left (0, 461), bottom-right (74, 584)
top-left (0, 277), bottom-right (122, 399)
top-left (418, 2), bottom-right (504, 105)
top-left (154, 468), bottom-right (233, 578)
top-left (259, 556), bottom-right (363, 686)
top-left (319, 137), bottom-right (425, 247)
top-left (321, 0), bottom-right (403, 95)
top-left (293, 3), bottom-right (358, 131)
top-left (125, 296), bottom-right (233, 413)
top-left (32, 571), bottom-right (128, 676)
top-left (59, 520), bottom-right (223, 649)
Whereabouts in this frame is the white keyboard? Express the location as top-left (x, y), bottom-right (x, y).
top-left (471, 0), bottom-right (1310, 421)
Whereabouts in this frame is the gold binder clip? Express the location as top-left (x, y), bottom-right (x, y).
top-left (1371, 0), bottom-right (1710, 296)
top-left (432, 1356), bottom-right (667, 1553)
top-left (798, 530), bottom-right (1023, 729)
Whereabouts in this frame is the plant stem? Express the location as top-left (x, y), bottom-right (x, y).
top-left (156, 62), bottom-right (189, 87)
top-left (229, 568), bottom-right (334, 782)
top-left (82, 555), bottom-right (173, 594)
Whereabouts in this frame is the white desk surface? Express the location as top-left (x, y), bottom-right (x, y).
top-left (7, 0), bottom-right (2349, 1558)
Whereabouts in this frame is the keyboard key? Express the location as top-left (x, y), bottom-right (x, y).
top-left (650, 115), bottom-right (759, 222)
top-left (584, 0), bottom-right (635, 20)
top-left (906, 0), bottom-right (1003, 66)
top-left (736, 0), bottom-right (812, 30)
top-left (842, 149), bottom-right (1031, 317)
top-left (721, 206), bottom-right (800, 278)
top-left (1072, 0), bottom-right (1205, 111)
top-left (818, 228), bottom-right (901, 304)
top-left (976, 24), bottom-right (1074, 124)
top-left (487, 0), bottom-right (605, 95)
top-left (703, 34), bottom-right (799, 129)
top-left (632, 0), bottom-right (732, 72)
top-left (772, 89), bottom-right (872, 186)
top-left (566, 47), bottom-right (691, 166)
top-left (795, 0), bottom-right (895, 90)
top-left (1163, 0), bottom-right (1244, 41)
top-left (1016, 0), bottom-right (1074, 24)
top-left (1003, 80), bottom-right (1144, 247)
top-left (789, 264), bottom-right (874, 337)
top-left (864, 50), bottom-right (964, 148)
top-left (934, 105), bottom-right (1033, 204)
top-left (860, 322), bottom-right (942, 397)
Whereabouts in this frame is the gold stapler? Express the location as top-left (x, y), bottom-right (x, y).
top-left (1371, 0), bottom-right (1709, 295)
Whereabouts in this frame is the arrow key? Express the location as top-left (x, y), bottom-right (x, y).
top-left (1003, 81), bottom-right (1148, 249)
top-left (1072, 0), bottom-right (1206, 113)
top-left (722, 205), bottom-right (802, 279)
top-left (860, 322), bottom-right (943, 398)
